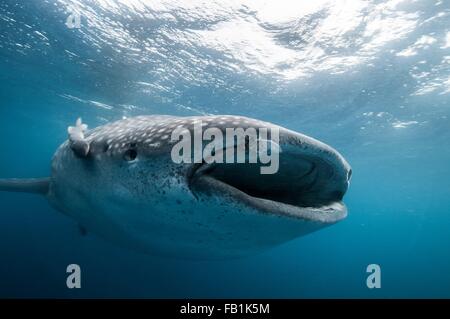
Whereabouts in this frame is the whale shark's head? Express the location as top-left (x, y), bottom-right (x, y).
top-left (49, 115), bottom-right (351, 259)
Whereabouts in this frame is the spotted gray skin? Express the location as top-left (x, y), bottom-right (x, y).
top-left (0, 115), bottom-right (351, 259)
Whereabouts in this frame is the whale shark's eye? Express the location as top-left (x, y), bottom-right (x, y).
top-left (124, 149), bottom-right (137, 161)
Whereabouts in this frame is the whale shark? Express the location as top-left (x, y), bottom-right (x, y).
top-left (0, 115), bottom-right (351, 258)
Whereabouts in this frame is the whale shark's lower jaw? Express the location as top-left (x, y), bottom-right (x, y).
top-left (190, 174), bottom-right (347, 223)
top-left (188, 138), bottom-right (350, 224)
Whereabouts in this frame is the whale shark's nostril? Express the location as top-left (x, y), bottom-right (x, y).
top-left (347, 169), bottom-right (352, 181)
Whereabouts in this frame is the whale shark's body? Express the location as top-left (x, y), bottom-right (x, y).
top-left (0, 115), bottom-right (351, 258)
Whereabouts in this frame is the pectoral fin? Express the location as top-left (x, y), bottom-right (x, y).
top-left (0, 178), bottom-right (50, 195)
top-left (78, 224), bottom-right (88, 236)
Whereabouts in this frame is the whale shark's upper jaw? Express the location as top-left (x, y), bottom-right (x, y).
top-left (188, 129), bottom-right (351, 223)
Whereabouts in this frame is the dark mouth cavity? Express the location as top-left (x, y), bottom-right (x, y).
top-left (189, 152), bottom-right (343, 209)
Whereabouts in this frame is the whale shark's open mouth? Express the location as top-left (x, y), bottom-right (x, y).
top-left (188, 148), bottom-right (350, 223)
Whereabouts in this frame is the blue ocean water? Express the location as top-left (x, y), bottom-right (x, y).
top-left (1, 0), bottom-right (450, 298)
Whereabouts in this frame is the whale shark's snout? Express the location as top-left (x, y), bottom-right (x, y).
top-left (188, 127), bottom-right (351, 224)
top-left (0, 115), bottom-right (351, 259)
